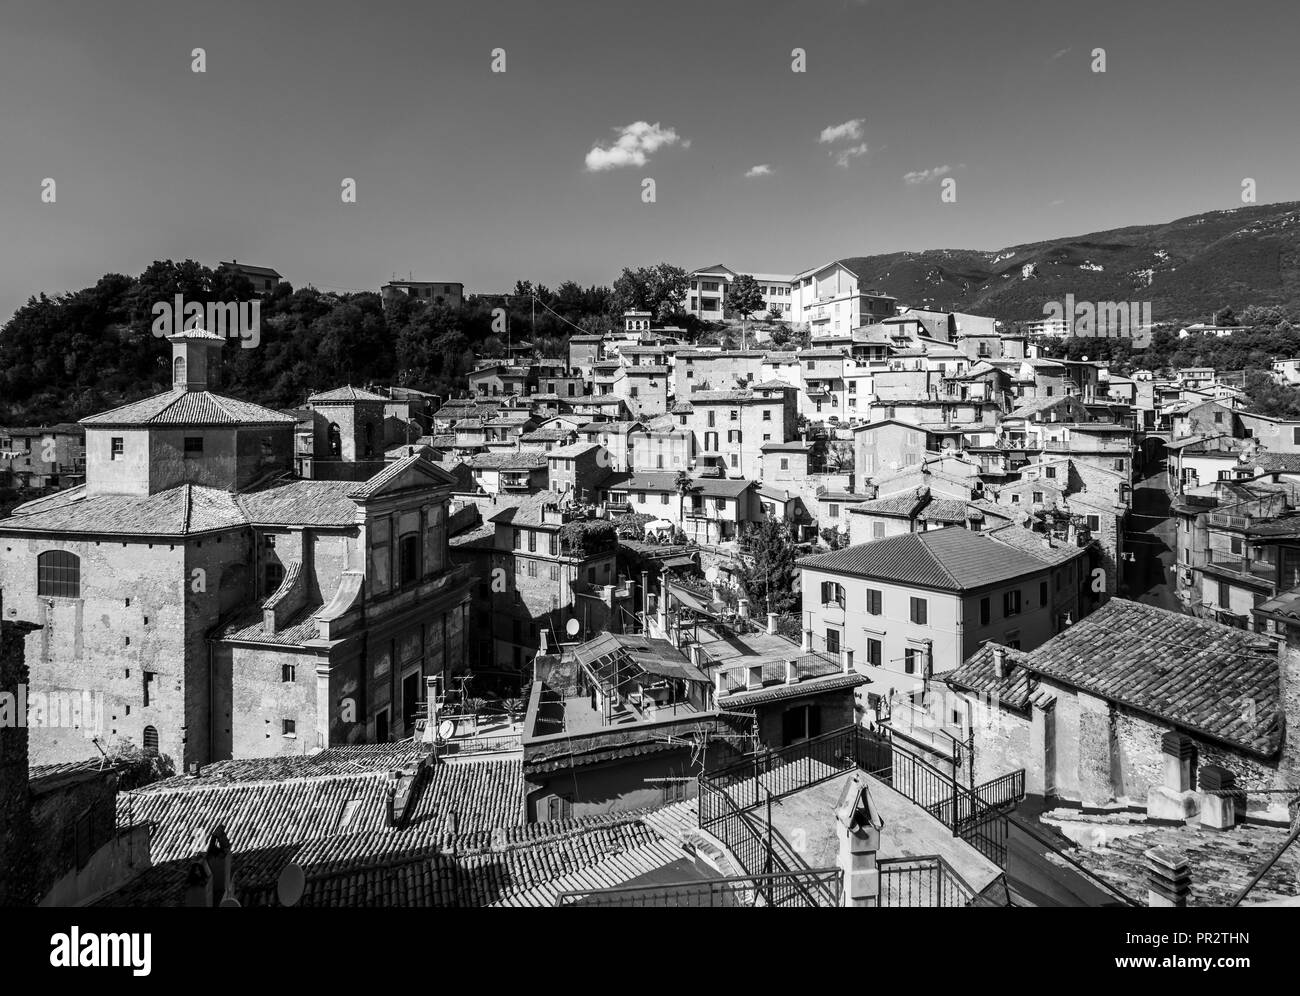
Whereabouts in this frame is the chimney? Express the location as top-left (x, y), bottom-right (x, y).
top-left (1144, 846), bottom-right (1190, 908)
top-left (767, 611), bottom-right (778, 635)
top-left (841, 648), bottom-right (852, 674)
top-left (785, 659), bottom-right (797, 684)
top-left (1198, 765), bottom-right (1238, 830)
top-left (991, 645), bottom-right (1007, 679)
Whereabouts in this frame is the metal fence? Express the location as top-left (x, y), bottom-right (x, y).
top-left (697, 782), bottom-right (839, 907)
top-left (555, 869), bottom-right (843, 907)
top-left (701, 725), bottom-right (1024, 872)
top-left (879, 856), bottom-right (980, 908)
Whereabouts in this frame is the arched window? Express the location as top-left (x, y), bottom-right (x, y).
top-left (328, 423), bottom-right (342, 459)
top-left (173, 356), bottom-right (186, 387)
top-left (37, 550), bottom-right (81, 598)
top-left (142, 726), bottom-right (159, 753)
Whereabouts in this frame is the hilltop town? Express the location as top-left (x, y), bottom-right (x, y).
top-left (2, 258), bottom-right (1298, 910)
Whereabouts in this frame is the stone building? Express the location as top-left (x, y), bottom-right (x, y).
top-left (0, 329), bottom-right (471, 767)
top-left (946, 600), bottom-right (1300, 824)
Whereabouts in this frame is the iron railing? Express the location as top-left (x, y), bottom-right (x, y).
top-left (555, 868), bottom-right (843, 907)
top-left (879, 856), bottom-right (984, 908)
top-left (697, 781), bottom-right (837, 907)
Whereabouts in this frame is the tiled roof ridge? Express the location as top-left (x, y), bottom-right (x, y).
top-left (125, 767), bottom-right (398, 796)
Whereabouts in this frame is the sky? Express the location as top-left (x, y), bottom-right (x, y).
top-left (1, 0), bottom-right (1299, 319)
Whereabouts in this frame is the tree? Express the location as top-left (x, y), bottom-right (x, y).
top-left (1238, 304), bottom-right (1293, 332)
top-left (611, 263), bottom-right (689, 321)
top-left (725, 274), bottom-right (765, 350)
top-left (820, 526), bottom-right (848, 550)
top-left (735, 516), bottom-right (799, 616)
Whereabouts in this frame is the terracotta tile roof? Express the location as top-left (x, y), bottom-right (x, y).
top-left (81, 390), bottom-right (295, 427)
top-left (0, 484), bottom-right (246, 536)
top-left (985, 523), bottom-right (1091, 566)
top-left (487, 490), bottom-right (564, 527)
top-left (102, 762), bottom-right (699, 907)
top-left (944, 643), bottom-right (1033, 712)
top-left (235, 480), bottom-right (360, 526)
top-left (467, 450), bottom-right (547, 470)
top-left (1010, 599), bottom-right (1283, 758)
top-left (308, 386), bottom-right (390, 403)
top-left (798, 527), bottom-right (1049, 592)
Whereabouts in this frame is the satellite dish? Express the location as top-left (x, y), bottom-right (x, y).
top-left (277, 863), bottom-right (306, 907)
top-left (438, 719), bottom-right (456, 741)
top-left (219, 897), bottom-right (241, 908)
top-left (566, 618), bottom-right (581, 637)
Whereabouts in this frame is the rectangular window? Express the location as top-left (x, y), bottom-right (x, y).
top-left (1003, 589), bottom-right (1021, 616)
top-left (528, 530), bottom-right (536, 553)
top-left (1218, 581), bottom-right (1231, 607)
top-left (399, 533), bottom-right (420, 585)
top-left (184, 436), bottom-right (203, 456)
top-left (550, 564), bottom-right (559, 581)
top-left (1230, 537), bottom-right (1243, 555)
top-left (283, 719), bottom-right (296, 736)
top-left (1045, 466), bottom-right (1056, 479)
top-left (528, 560), bottom-right (537, 578)
top-left (980, 597), bottom-right (990, 626)
top-left (282, 663), bottom-right (296, 683)
top-left (825, 629), bottom-right (840, 654)
top-left (1086, 514), bottom-right (1101, 531)
top-left (110, 437), bottom-right (124, 460)
top-left (1039, 581), bottom-right (1048, 605)
top-left (867, 638), bottom-right (882, 667)
top-left (904, 648), bottom-right (918, 674)
top-left (866, 588), bottom-right (882, 615)
top-left (910, 597), bottom-right (927, 625)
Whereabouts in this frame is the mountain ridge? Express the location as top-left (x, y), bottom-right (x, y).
top-left (829, 201), bottom-right (1300, 324)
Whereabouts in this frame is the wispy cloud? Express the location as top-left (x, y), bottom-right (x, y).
top-left (584, 121), bottom-right (684, 172)
top-left (819, 119), bottom-right (864, 144)
top-left (902, 163), bottom-right (960, 185)
top-left (1047, 47), bottom-right (1071, 63)
top-left (745, 164), bottom-right (772, 178)
top-left (834, 143), bottom-right (869, 168)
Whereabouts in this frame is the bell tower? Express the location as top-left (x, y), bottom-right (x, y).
top-left (167, 327), bottom-right (226, 392)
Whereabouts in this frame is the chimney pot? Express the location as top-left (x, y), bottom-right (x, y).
top-left (991, 645), bottom-right (1007, 679)
top-left (767, 611), bottom-right (778, 635)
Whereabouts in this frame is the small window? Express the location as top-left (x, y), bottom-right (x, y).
top-left (1039, 581), bottom-right (1048, 605)
top-left (866, 588), bottom-right (882, 615)
top-left (1004, 589), bottom-right (1021, 616)
top-left (265, 562), bottom-right (284, 594)
top-left (910, 597), bottom-right (927, 625)
top-left (283, 719), bottom-right (296, 737)
top-left (904, 648), bottom-right (918, 674)
top-left (111, 437), bottom-right (124, 461)
top-left (825, 629), bottom-right (840, 654)
top-left (142, 725), bottom-right (159, 753)
top-left (979, 597), bottom-right (990, 626)
top-left (282, 664), bottom-right (296, 683)
top-left (867, 638), bottom-right (882, 667)
top-left (184, 436), bottom-right (204, 456)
